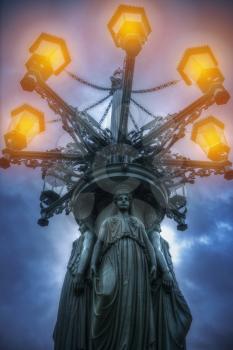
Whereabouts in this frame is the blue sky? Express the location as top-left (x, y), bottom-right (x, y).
top-left (0, 0), bottom-right (233, 349)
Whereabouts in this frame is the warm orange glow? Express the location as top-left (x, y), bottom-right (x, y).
top-left (4, 104), bottom-right (45, 150)
top-left (177, 46), bottom-right (224, 92)
top-left (191, 116), bottom-right (230, 161)
top-left (26, 33), bottom-right (71, 78)
top-left (108, 5), bottom-right (151, 56)
top-left (118, 21), bottom-right (144, 39)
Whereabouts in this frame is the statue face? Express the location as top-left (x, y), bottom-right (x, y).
top-left (115, 193), bottom-right (130, 211)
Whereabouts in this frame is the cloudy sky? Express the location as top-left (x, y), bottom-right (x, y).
top-left (0, 0), bottom-right (233, 349)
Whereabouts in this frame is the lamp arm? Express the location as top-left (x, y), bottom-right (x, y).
top-left (154, 158), bottom-right (233, 185)
top-left (136, 93), bottom-right (215, 148)
top-left (23, 72), bottom-right (109, 152)
top-left (157, 158), bottom-right (232, 169)
top-left (34, 77), bottom-right (84, 147)
top-left (1, 149), bottom-right (87, 169)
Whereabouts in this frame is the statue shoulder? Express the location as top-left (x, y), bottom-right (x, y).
top-left (101, 215), bottom-right (120, 227)
top-left (129, 215), bottom-right (145, 229)
top-left (130, 216), bottom-right (144, 227)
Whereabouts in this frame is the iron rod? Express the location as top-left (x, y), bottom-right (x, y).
top-left (117, 55), bottom-right (135, 143)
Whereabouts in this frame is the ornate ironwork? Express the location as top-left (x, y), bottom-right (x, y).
top-left (1, 39), bottom-right (232, 231)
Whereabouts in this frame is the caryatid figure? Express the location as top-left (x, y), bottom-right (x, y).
top-left (148, 224), bottom-right (192, 350)
top-left (91, 185), bottom-right (157, 350)
top-left (53, 222), bottom-right (95, 350)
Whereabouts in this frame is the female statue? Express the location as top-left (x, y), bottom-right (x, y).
top-left (53, 222), bottom-right (95, 350)
top-left (90, 185), bottom-right (157, 350)
top-left (149, 226), bottom-right (192, 350)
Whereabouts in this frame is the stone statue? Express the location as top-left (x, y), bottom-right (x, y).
top-left (53, 222), bottom-right (95, 350)
top-left (148, 225), bottom-right (192, 350)
top-left (53, 185), bottom-right (192, 350)
top-left (90, 185), bottom-right (157, 350)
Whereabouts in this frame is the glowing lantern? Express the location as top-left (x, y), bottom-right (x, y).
top-left (177, 46), bottom-right (225, 90)
top-left (4, 104), bottom-right (45, 150)
top-left (177, 46), bottom-right (230, 104)
top-left (26, 33), bottom-right (71, 80)
top-left (191, 116), bottom-right (230, 161)
top-left (108, 4), bottom-right (151, 56)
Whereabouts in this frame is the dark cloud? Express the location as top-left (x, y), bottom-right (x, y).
top-left (0, 171), bottom-right (77, 350)
top-left (174, 184), bottom-right (233, 350)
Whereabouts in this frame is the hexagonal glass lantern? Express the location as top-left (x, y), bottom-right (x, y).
top-left (26, 33), bottom-right (71, 79)
top-left (177, 46), bottom-right (224, 93)
top-left (191, 116), bottom-right (230, 161)
top-left (4, 104), bottom-right (45, 150)
top-left (108, 4), bottom-right (151, 56)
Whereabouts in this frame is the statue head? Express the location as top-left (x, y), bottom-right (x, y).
top-left (113, 184), bottom-right (133, 212)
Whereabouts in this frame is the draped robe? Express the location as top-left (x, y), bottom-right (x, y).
top-left (53, 236), bottom-right (92, 350)
top-left (92, 215), bottom-right (156, 350)
top-left (152, 237), bottom-right (192, 350)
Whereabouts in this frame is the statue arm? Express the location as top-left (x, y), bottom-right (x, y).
top-left (149, 231), bottom-right (170, 273)
top-left (149, 231), bottom-right (174, 288)
top-left (90, 240), bottom-right (103, 273)
top-left (141, 225), bottom-right (157, 281)
top-left (73, 231), bottom-right (95, 294)
top-left (76, 230), bottom-right (95, 275)
top-left (144, 234), bottom-right (157, 269)
top-left (90, 220), bottom-right (106, 276)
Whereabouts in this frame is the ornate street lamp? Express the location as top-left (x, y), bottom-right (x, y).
top-left (1, 3), bottom-right (233, 349)
top-left (108, 5), bottom-right (152, 142)
top-left (1, 4), bottom-right (232, 230)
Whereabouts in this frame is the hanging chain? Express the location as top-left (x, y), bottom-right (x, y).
top-left (132, 80), bottom-right (180, 93)
top-left (67, 70), bottom-right (179, 95)
top-left (66, 70), bottom-right (111, 91)
top-left (81, 93), bottom-right (112, 113)
top-left (131, 97), bottom-right (163, 120)
top-left (129, 110), bottom-right (140, 131)
top-left (99, 99), bottom-right (112, 126)
top-left (47, 118), bottom-right (62, 123)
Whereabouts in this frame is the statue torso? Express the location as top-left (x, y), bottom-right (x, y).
top-left (99, 214), bottom-right (146, 249)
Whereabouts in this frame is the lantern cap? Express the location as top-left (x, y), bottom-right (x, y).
top-left (11, 104), bottom-right (45, 132)
top-left (177, 46), bottom-right (218, 85)
top-left (29, 32), bottom-right (71, 75)
top-left (191, 116), bottom-right (224, 142)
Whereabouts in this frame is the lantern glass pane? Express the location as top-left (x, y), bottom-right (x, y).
top-left (112, 13), bottom-right (143, 34)
top-left (34, 40), bottom-right (64, 72)
top-left (195, 123), bottom-right (227, 156)
top-left (9, 111), bottom-right (40, 143)
top-left (183, 53), bottom-right (216, 83)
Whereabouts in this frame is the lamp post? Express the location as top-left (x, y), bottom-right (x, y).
top-left (108, 4), bottom-right (151, 142)
top-left (0, 3), bottom-right (232, 232)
